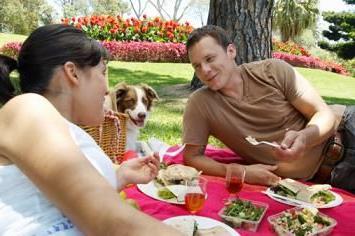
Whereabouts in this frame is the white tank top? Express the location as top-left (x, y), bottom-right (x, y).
top-left (0, 121), bottom-right (117, 235)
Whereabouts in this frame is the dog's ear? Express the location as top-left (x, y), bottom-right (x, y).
top-left (141, 84), bottom-right (159, 101)
top-left (114, 82), bottom-right (129, 101)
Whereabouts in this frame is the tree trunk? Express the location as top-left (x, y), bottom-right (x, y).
top-left (191, 0), bottom-right (274, 90)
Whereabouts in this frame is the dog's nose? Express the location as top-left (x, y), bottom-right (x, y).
top-left (138, 112), bottom-right (146, 119)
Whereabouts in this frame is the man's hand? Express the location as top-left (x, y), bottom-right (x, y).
top-left (244, 164), bottom-right (281, 186)
top-left (274, 129), bottom-right (306, 161)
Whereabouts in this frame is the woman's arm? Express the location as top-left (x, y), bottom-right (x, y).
top-left (0, 94), bottom-right (182, 236)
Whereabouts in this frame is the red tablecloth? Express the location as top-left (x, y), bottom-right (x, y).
top-left (124, 145), bottom-right (355, 235)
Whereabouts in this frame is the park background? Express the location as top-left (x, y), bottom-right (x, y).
top-left (0, 0), bottom-right (354, 146)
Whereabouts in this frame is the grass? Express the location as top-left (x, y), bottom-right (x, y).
top-left (108, 62), bottom-right (355, 146)
top-left (297, 68), bottom-right (355, 105)
top-left (0, 33), bottom-right (26, 47)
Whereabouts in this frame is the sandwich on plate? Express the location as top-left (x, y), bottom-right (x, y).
top-left (168, 218), bottom-right (231, 236)
top-left (270, 178), bottom-right (335, 205)
top-left (155, 164), bottom-right (201, 201)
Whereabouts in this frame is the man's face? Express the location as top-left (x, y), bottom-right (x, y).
top-left (188, 36), bottom-right (236, 91)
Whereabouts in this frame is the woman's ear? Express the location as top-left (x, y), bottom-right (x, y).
top-left (63, 61), bottom-right (79, 85)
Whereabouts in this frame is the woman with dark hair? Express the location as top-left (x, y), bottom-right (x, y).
top-left (0, 24), bottom-right (182, 235)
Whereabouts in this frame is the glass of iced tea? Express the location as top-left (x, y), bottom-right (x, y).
top-left (184, 177), bottom-right (208, 214)
top-left (225, 164), bottom-right (245, 198)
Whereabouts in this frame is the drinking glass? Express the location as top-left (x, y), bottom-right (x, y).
top-left (184, 176), bottom-right (208, 214)
top-left (225, 164), bottom-right (245, 199)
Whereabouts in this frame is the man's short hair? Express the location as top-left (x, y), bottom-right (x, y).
top-left (186, 25), bottom-right (233, 52)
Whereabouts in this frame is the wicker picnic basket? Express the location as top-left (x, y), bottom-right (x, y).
top-left (80, 112), bottom-right (128, 164)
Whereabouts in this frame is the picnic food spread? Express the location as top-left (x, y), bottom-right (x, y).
top-left (270, 178), bottom-right (335, 205)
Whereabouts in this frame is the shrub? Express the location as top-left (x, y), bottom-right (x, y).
top-left (62, 15), bottom-right (193, 43)
top-left (0, 42), bottom-right (22, 59)
top-left (272, 52), bottom-right (349, 76)
top-left (102, 41), bottom-right (188, 62)
top-left (272, 39), bottom-right (311, 57)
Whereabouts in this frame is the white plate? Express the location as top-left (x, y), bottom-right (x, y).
top-left (137, 181), bottom-right (185, 205)
top-left (163, 215), bottom-right (240, 236)
top-left (264, 188), bottom-right (343, 208)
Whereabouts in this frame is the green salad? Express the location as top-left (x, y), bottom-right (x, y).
top-left (223, 199), bottom-right (265, 221)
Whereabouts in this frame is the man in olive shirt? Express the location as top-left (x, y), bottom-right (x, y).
top-left (183, 25), bottom-right (354, 192)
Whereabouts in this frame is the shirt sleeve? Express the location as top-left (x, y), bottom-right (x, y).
top-left (265, 59), bottom-right (303, 102)
top-left (182, 92), bottom-right (210, 146)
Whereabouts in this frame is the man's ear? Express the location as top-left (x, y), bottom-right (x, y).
top-left (227, 43), bottom-right (237, 59)
top-left (62, 61), bottom-right (79, 85)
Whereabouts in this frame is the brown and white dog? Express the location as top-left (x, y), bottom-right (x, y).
top-left (105, 82), bottom-right (159, 151)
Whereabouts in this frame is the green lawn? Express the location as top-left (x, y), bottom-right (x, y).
top-left (108, 61), bottom-right (355, 146)
top-left (0, 33), bottom-right (26, 47)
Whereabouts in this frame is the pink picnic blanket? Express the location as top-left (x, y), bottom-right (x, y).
top-left (124, 145), bottom-right (355, 235)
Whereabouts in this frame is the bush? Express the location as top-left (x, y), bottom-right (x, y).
top-left (272, 52), bottom-right (349, 76)
top-left (0, 42), bottom-right (22, 58)
top-left (102, 41), bottom-right (188, 62)
top-left (62, 15), bottom-right (193, 43)
top-left (272, 39), bottom-right (311, 57)
top-left (0, 40), bottom-right (188, 63)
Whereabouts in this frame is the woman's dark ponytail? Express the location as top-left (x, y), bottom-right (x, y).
top-left (0, 55), bottom-right (17, 104)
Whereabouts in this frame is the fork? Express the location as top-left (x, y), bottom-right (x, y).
top-left (159, 144), bottom-right (186, 159)
top-left (245, 136), bottom-right (280, 148)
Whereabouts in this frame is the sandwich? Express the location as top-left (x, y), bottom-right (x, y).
top-left (156, 164), bottom-right (201, 201)
top-left (169, 218), bottom-right (198, 236)
top-left (270, 178), bottom-right (335, 205)
top-left (156, 164), bottom-right (201, 186)
top-left (168, 218), bottom-right (230, 236)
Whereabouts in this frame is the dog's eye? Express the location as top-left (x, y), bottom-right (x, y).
top-left (142, 98), bottom-right (148, 105)
top-left (124, 99), bottom-right (135, 105)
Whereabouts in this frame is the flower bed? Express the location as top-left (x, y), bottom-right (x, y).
top-left (0, 42), bottom-right (22, 59)
top-left (272, 52), bottom-right (348, 76)
top-left (102, 41), bottom-right (188, 62)
top-left (62, 15), bottom-right (193, 43)
top-left (272, 40), bottom-right (311, 57)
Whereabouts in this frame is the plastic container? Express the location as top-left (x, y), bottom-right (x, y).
top-left (268, 207), bottom-right (337, 236)
top-left (218, 198), bottom-right (268, 232)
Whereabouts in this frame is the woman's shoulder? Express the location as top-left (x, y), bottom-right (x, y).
top-left (0, 94), bottom-right (64, 129)
top-left (1, 94), bottom-right (57, 115)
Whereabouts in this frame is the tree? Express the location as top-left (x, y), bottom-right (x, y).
top-left (55, 0), bottom-right (130, 18)
top-left (273, 0), bottom-right (319, 42)
top-left (191, 0), bottom-right (274, 89)
top-left (189, 0), bottom-right (209, 26)
top-left (129, 0), bottom-right (149, 19)
top-left (0, 0), bottom-right (54, 34)
top-left (318, 0), bottom-right (355, 59)
top-left (91, 0), bottom-right (130, 16)
top-left (147, 0), bottom-right (193, 21)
